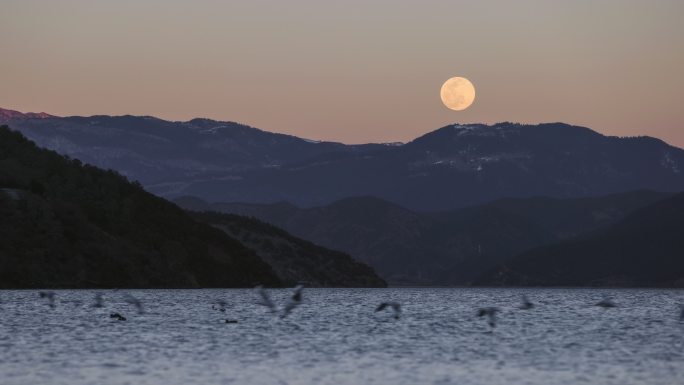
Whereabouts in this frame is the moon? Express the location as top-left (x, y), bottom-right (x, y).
top-left (440, 77), bottom-right (475, 111)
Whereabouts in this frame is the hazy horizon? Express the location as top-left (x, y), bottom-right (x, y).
top-left (2, 0), bottom-right (683, 146)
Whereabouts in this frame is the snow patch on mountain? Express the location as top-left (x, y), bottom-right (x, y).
top-left (662, 151), bottom-right (680, 173)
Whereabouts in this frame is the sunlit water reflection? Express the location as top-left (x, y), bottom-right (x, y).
top-left (1, 288), bottom-right (683, 384)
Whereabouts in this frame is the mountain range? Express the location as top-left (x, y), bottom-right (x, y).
top-left (3, 107), bottom-right (684, 288)
top-left (3, 107), bottom-right (684, 211)
top-left (176, 191), bottom-right (671, 285)
top-left (476, 191), bottom-right (684, 287)
top-left (0, 125), bottom-right (385, 288)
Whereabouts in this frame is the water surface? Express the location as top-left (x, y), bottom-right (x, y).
top-left (1, 288), bottom-right (683, 384)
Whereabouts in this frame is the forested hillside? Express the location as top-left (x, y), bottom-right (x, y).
top-left (0, 125), bottom-right (281, 288)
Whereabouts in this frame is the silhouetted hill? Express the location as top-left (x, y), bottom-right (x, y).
top-left (0, 124), bottom-right (283, 288)
top-left (191, 212), bottom-right (386, 287)
top-left (0, 125), bottom-right (384, 289)
top-left (5, 108), bottom-right (684, 210)
top-left (175, 191), bottom-right (670, 285)
top-left (475, 192), bottom-right (684, 287)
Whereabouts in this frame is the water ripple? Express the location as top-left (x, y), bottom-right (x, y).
top-left (1, 288), bottom-right (683, 385)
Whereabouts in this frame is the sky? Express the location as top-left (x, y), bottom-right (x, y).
top-left (2, 0), bottom-right (683, 146)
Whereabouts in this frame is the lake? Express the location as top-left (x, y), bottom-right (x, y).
top-left (1, 288), bottom-right (683, 385)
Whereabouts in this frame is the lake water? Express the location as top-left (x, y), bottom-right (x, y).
top-left (1, 288), bottom-right (683, 385)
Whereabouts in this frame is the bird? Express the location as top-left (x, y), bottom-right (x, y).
top-left (93, 293), bottom-right (104, 308)
top-left (124, 294), bottom-right (144, 314)
top-left (255, 285), bottom-right (278, 313)
top-left (281, 285), bottom-right (304, 319)
top-left (110, 312), bottom-right (126, 321)
top-left (375, 302), bottom-right (402, 319)
top-left (39, 291), bottom-right (56, 309)
top-left (255, 284), bottom-right (304, 318)
top-left (520, 295), bottom-right (534, 310)
top-left (212, 300), bottom-right (227, 313)
top-left (595, 298), bottom-right (616, 308)
top-left (477, 307), bottom-right (500, 328)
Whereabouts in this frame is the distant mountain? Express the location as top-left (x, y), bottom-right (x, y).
top-left (0, 107), bottom-right (390, 198)
top-left (191, 211), bottom-right (386, 287)
top-left (0, 108), bottom-right (53, 120)
top-left (476, 192), bottom-right (684, 287)
top-left (5, 107), bottom-right (684, 210)
top-left (0, 125), bottom-right (384, 288)
top-left (175, 191), bottom-right (671, 285)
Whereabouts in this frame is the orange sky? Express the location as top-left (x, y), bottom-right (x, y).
top-left (1, 0), bottom-right (683, 146)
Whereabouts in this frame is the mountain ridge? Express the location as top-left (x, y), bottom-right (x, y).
top-left (0, 124), bottom-right (385, 288)
top-left (475, 191), bottom-right (684, 287)
top-left (4, 107), bottom-right (683, 211)
top-left (175, 190), bottom-right (672, 285)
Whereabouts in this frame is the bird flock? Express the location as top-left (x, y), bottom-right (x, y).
top-left (17, 288), bottom-right (684, 329)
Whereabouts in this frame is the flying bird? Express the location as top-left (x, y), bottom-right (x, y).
top-left (124, 294), bottom-right (144, 314)
top-left (520, 295), bottom-right (534, 310)
top-left (375, 302), bottom-right (402, 319)
top-left (478, 307), bottom-right (500, 328)
top-left (255, 284), bottom-right (304, 318)
top-left (255, 285), bottom-right (277, 313)
top-left (212, 300), bottom-right (227, 313)
top-left (595, 298), bottom-right (616, 308)
top-left (93, 293), bottom-right (104, 308)
top-left (39, 291), bottom-right (56, 309)
top-left (281, 285), bottom-right (304, 319)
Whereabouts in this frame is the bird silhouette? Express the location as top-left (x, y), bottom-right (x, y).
top-left (212, 300), bottom-right (227, 313)
top-left (39, 291), bottom-right (56, 309)
top-left (477, 307), bottom-right (500, 328)
top-left (255, 284), bottom-right (304, 318)
top-left (124, 294), bottom-right (144, 314)
top-left (93, 293), bottom-right (104, 308)
top-left (520, 295), bottom-right (534, 310)
top-left (255, 285), bottom-right (278, 313)
top-left (375, 302), bottom-right (402, 319)
top-left (281, 285), bottom-right (304, 319)
top-left (595, 298), bottom-right (616, 308)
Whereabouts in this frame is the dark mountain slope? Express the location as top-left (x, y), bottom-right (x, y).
top-left (177, 122), bottom-right (684, 210)
top-left (191, 212), bottom-right (386, 287)
top-left (176, 190), bottom-right (670, 285)
top-left (476, 192), bottom-right (684, 287)
top-left (5, 108), bottom-right (684, 211)
top-left (0, 125), bottom-right (283, 288)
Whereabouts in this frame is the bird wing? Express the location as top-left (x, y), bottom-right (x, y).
top-left (281, 285), bottom-right (304, 318)
top-left (375, 303), bottom-right (388, 312)
top-left (281, 301), bottom-right (299, 318)
top-left (291, 285), bottom-right (304, 301)
top-left (124, 294), bottom-right (144, 313)
top-left (255, 286), bottom-right (277, 311)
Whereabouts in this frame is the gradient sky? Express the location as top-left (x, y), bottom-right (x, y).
top-left (2, 0), bottom-right (683, 146)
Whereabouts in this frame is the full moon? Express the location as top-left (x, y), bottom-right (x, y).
top-left (440, 76), bottom-right (475, 111)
